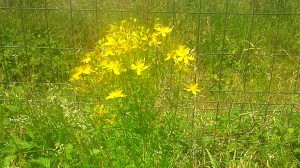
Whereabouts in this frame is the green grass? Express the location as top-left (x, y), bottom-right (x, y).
top-left (1, 0), bottom-right (300, 167)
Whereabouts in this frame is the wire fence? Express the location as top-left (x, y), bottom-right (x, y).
top-left (1, 0), bottom-right (300, 165)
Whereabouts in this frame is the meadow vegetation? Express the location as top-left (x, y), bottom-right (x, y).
top-left (0, 0), bottom-right (300, 167)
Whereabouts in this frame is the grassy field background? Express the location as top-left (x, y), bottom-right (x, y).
top-left (1, 0), bottom-right (300, 167)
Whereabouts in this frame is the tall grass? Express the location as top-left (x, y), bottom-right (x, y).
top-left (1, 0), bottom-right (300, 167)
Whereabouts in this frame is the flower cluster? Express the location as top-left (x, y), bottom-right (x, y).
top-left (70, 18), bottom-right (200, 125)
top-left (70, 18), bottom-right (173, 82)
top-left (165, 45), bottom-right (195, 66)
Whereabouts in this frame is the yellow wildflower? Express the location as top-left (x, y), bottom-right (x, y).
top-left (106, 61), bottom-right (122, 75)
top-left (100, 60), bottom-right (109, 68)
top-left (165, 50), bottom-right (178, 64)
top-left (184, 83), bottom-right (200, 95)
top-left (82, 64), bottom-right (92, 74)
top-left (70, 66), bottom-right (84, 81)
top-left (103, 35), bottom-right (117, 46)
top-left (82, 53), bottom-right (92, 63)
top-left (117, 37), bottom-right (126, 45)
top-left (176, 45), bottom-right (195, 65)
top-left (70, 64), bottom-right (92, 81)
top-left (70, 73), bottom-right (80, 81)
top-left (103, 48), bottom-right (115, 57)
top-left (130, 61), bottom-right (149, 75)
top-left (82, 56), bottom-right (91, 63)
top-left (75, 66), bottom-right (84, 74)
top-left (132, 31), bottom-right (139, 38)
top-left (149, 33), bottom-right (162, 46)
top-left (154, 25), bottom-right (172, 37)
top-left (105, 90), bottom-right (126, 100)
top-left (140, 27), bottom-right (149, 41)
top-left (121, 41), bottom-right (131, 52)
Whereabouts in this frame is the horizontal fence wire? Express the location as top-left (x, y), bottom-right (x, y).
top-left (1, 6), bottom-right (300, 15)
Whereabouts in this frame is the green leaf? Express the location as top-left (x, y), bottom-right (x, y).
top-left (293, 148), bottom-right (300, 154)
top-left (15, 140), bottom-right (35, 150)
top-left (3, 155), bottom-right (16, 167)
top-left (6, 105), bottom-right (18, 113)
top-left (288, 128), bottom-right (294, 134)
top-left (65, 143), bottom-right (73, 160)
top-left (206, 149), bottom-right (218, 168)
top-left (90, 149), bottom-right (101, 155)
top-left (29, 157), bottom-right (50, 168)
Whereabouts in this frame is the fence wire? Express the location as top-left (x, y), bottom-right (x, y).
top-left (1, 0), bottom-right (300, 165)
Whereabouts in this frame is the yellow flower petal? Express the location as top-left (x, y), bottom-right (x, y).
top-left (82, 64), bottom-right (92, 74)
top-left (130, 61), bottom-right (149, 75)
top-left (184, 83), bottom-right (200, 95)
top-left (105, 90), bottom-right (126, 100)
top-left (154, 25), bottom-right (173, 37)
top-left (106, 61), bottom-right (122, 75)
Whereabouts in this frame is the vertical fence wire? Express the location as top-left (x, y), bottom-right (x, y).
top-left (213, 0), bottom-right (229, 151)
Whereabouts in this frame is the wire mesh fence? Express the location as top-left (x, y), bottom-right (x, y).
top-left (1, 0), bottom-right (300, 167)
